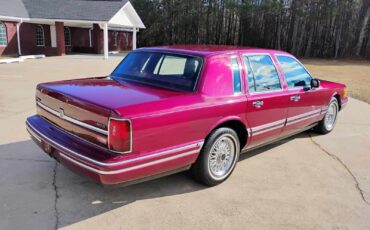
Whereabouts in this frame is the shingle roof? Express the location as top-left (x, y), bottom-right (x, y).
top-left (0, 0), bottom-right (29, 18)
top-left (0, 0), bottom-right (129, 21)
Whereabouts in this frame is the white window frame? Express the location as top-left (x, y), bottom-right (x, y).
top-left (36, 25), bottom-right (45, 47)
top-left (230, 55), bottom-right (243, 95)
top-left (0, 21), bottom-right (7, 47)
top-left (89, 28), bottom-right (93, 47)
top-left (113, 31), bottom-right (118, 47)
top-left (64, 27), bottom-right (72, 47)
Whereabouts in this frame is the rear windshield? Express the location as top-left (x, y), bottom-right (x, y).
top-left (111, 51), bottom-right (203, 91)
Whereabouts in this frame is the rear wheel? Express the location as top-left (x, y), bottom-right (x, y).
top-left (314, 98), bottom-right (339, 134)
top-left (191, 128), bottom-right (240, 186)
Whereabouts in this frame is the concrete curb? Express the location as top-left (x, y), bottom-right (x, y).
top-left (0, 54), bottom-right (46, 64)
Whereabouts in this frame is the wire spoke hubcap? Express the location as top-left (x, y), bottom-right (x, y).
top-left (209, 135), bottom-right (236, 179)
top-left (324, 102), bottom-right (338, 130)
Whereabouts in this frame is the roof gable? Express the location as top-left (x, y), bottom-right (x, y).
top-left (0, 0), bottom-right (29, 18)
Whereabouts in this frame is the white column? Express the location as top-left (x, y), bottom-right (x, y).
top-left (132, 27), bottom-right (137, 50)
top-left (89, 29), bottom-right (92, 47)
top-left (50, 25), bottom-right (57, 48)
top-left (103, 23), bottom-right (109, 59)
top-left (16, 21), bottom-right (22, 56)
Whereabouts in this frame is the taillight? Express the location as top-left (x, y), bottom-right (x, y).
top-left (108, 118), bottom-right (131, 153)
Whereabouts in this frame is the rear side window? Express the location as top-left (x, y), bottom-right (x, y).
top-left (230, 56), bottom-right (242, 93)
top-left (244, 55), bottom-right (281, 93)
top-left (276, 55), bottom-right (312, 89)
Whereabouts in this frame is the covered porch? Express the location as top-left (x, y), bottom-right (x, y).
top-left (7, 1), bottom-right (145, 59)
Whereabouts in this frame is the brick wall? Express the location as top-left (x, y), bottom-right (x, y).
top-left (109, 31), bottom-right (132, 52)
top-left (73, 25), bottom-right (132, 54)
top-left (1, 21), bottom-right (133, 57)
top-left (20, 23), bottom-right (57, 56)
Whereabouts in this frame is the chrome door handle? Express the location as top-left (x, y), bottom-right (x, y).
top-left (290, 95), bottom-right (301, 102)
top-left (253, 100), bottom-right (264, 108)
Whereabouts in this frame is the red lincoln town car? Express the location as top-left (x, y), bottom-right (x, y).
top-left (26, 46), bottom-right (348, 186)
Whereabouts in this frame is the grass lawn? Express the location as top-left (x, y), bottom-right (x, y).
top-left (302, 59), bottom-right (370, 104)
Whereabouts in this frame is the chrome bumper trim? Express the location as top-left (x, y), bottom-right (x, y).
top-left (58, 149), bottom-right (199, 175)
top-left (26, 120), bottom-right (204, 168)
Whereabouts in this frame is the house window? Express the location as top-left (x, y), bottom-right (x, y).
top-left (36, 25), bottom-right (45, 46)
top-left (0, 22), bottom-right (7, 46)
top-left (113, 31), bottom-right (118, 47)
top-left (64, 27), bottom-right (71, 46)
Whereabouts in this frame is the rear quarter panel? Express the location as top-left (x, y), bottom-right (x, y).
top-left (115, 54), bottom-right (248, 155)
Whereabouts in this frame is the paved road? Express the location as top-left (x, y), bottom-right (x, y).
top-left (0, 56), bottom-right (369, 230)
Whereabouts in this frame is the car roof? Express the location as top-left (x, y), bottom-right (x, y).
top-left (136, 45), bottom-right (291, 57)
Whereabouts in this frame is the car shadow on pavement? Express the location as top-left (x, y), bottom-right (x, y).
top-left (0, 131), bottom-right (310, 228)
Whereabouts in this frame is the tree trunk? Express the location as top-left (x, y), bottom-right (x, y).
top-left (356, 6), bottom-right (370, 56)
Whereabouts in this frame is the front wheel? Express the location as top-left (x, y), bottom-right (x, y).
top-left (191, 128), bottom-right (240, 186)
top-left (314, 98), bottom-right (339, 134)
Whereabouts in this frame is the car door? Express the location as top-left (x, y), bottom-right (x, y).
top-left (275, 55), bottom-right (323, 134)
top-left (242, 54), bottom-right (290, 147)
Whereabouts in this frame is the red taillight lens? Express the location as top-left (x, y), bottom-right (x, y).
top-left (108, 119), bottom-right (131, 153)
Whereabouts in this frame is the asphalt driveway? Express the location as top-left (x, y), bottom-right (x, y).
top-left (0, 55), bottom-right (369, 230)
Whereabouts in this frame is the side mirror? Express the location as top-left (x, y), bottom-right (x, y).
top-left (310, 79), bottom-right (320, 88)
top-left (294, 80), bottom-right (306, 87)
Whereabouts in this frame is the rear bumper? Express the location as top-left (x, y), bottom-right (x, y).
top-left (26, 115), bottom-right (203, 185)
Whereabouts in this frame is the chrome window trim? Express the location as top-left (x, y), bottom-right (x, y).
top-left (248, 89), bottom-right (285, 95)
top-left (242, 53), bottom-right (283, 95)
top-left (37, 101), bottom-right (108, 136)
top-left (27, 120), bottom-right (203, 168)
top-left (230, 55), bottom-right (243, 95)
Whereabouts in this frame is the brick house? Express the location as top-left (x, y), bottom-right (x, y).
top-left (0, 0), bottom-right (145, 59)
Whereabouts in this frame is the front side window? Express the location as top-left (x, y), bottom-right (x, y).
top-left (64, 27), bottom-right (71, 46)
top-left (230, 56), bottom-right (242, 93)
top-left (276, 55), bottom-right (312, 88)
top-left (111, 51), bottom-right (203, 91)
top-left (0, 22), bottom-right (7, 46)
top-left (244, 55), bottom-right (281, 92)
top-left (36, 25), bottom-right (45, 46)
